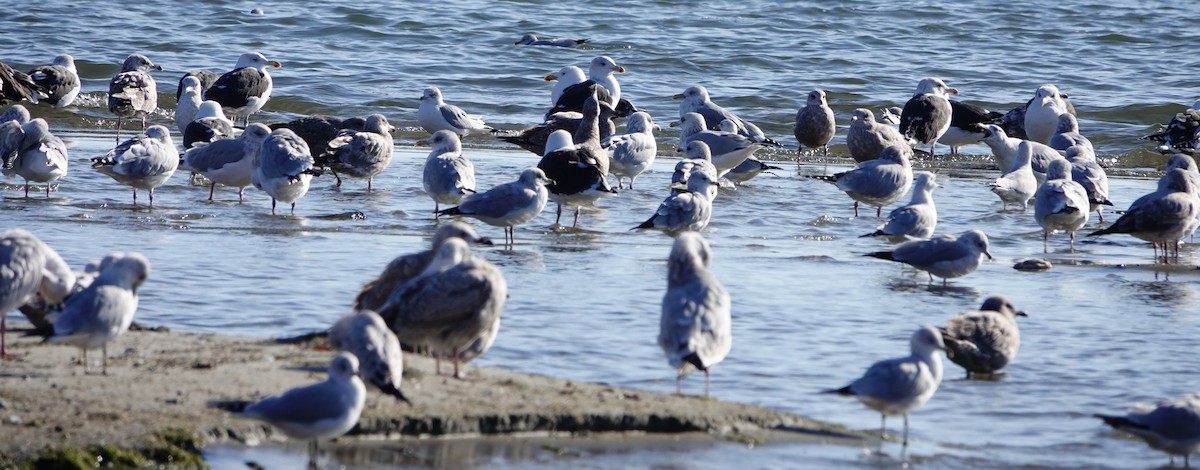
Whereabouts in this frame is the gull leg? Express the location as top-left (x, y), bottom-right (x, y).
top-left (132, 189), bottom-right (138, 205)
top-left (572, 207), bottom-right (580, 228)
top-left (271, 198), bottom-right (277, 215)
top-left (453, 350), bottom-right (463, 379)
top-left (853, 201), bottom-right (859, 218)
top-left (115, 117), bottom-right (123, 145)
top-left (209, 183), bottom-right (216, 201)
top-left (1043, 231), bottom-right (1049, 253)
top-left (45, 183), bottom-right (51, 197)
top-left (704, 369), bottom-right (711, 397)
top-left (149, 188), bottom-right (155, 208)
top-left (555, 204), bottom-right (563, 225)
top-left (675, 374), bottom-right (682, 395)
top-left (879, 414), bottom-right (886, 441)
top-left (238, 187), bottom-right (244, 203)
top-left (290, 202), bottom-right (296, 215)
top-left (140, 116), bottom-right (146, 132)
top-left (307, 440), bottom-right (318, 470)
top-left (24, 182), bottom-right (29, 198)
top-left (367, 177), bottom-right (373, 192)
top-left (902, 414), bottom-right (909, 447)
top-left (1069, 231), bottom-right (1075, 252)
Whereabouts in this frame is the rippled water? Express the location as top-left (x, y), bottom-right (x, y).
top-left (5, 1), bottom-right (1200, 468)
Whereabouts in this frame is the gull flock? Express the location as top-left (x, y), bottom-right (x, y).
top-left (3, 42), bottom-right (1200, 466)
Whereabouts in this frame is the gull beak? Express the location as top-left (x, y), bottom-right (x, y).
top-left (615, 66), bottom-right (626, 73)
top-left (652, 124), bottom-right (662, 132)
top-left (1016, 310), bottom-right (1029, 317)
top-left (668, 121), bottom-right (680, 128)
top-left (270, 61), bottom-right (282, 68)
top-left (672, 93), bottom-right (685, 100)
top-left (984, 250), bottom-right (994, 260)
top-left (152, 65), bottom-right (164, 71)
top-left (948, 88), bottom-right (960, 95)
top-left (475, 237), bottom-right (495, 246)
top-left (544, 74), bottom-right (558, 82)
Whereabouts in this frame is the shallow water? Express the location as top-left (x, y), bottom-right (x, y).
top-left (4, 0), bottom-right (1200, 468)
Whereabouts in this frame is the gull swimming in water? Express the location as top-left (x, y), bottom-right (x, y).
top-left (899, 77), bottom-right (957, 156)
top-left (378, 238), bottom-right (507, 378)
top-left (229, 352), bottom-right (366, 467)
top-left (91, 125), bottom-right (179, 207)
top-left (866, 230), bottom-right (993, 284)
top-left (862, 171), bottom-right (938, 242)
top-left (417, 86), bottom-right (492, 136)
top-left (353, 221), bottom-right (493, 313)
top-left (316, 113), bottom-right (395, 190)
top-left (658, 232), bottom-right (731, 396)
top-left (421, 130), bottom-right (476, 214)
top-left (329, 310), bottom-right (411, 403)
top-left (827, 325), bottom-right (946, 449)
top-left (1034, 158), bottom-right (1091, 251)
top-left (814, 145), bottom-right (913, 218)
top-left (253, 128), bottom-right (321, 215)
top-left (939, 296), bottom-right (1027, 378)
top-left (793, 89), bottom-right (836, 158)
top-left (182, 123), bottom-right (271, 202)
top-left (46, 252), bottom-right (150, 375)
top-left (1096, 393), bottom-right (1200, 468)
top-left (847, 108), bottom-right (910, 164)
top-left (107, 54), bottom-right (162, 144)
top-left (205, 52), bottom-right (282, 126)
top-left (988, 140), bottom-right (1039, 211)
top-left (438, 167), bottom-right (553, 246)
top-left (604, 111), bottom-right (658, 189)
top-left (515, 34), bottom-right (589, 47)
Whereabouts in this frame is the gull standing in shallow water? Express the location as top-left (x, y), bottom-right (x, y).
top-left (1088, 168), bottom-right (1199, 263)
top-left (1034, 158), bottom-right (1091, 251)
top-left (228, 352), bottom-right (366, 468)
top-left (6, 118), bottom-right (69, 197)
top-left (316, 113), bottom-right (395, 190)
top-left (205, 52), bottom-right (281, 126)
top-left (378, 238), bottom-right (507, 378)
top-left (827, 325), bottom-right (946, 449)
top-left (793, 89), bottom-right (836, 158)
top-left (1096, 393), bottom-right (1200, 468)
top-left (847, 108), bottom-right (909, 163)
top-left (329, 310), bottom-right (412, 403)
top-left (900, 77), bottom-right (957, 156)
top-left (1065, 145), bottom-right (1113, 222)
top-left (988, 140), bottom-right (1039, 211)
top-left (182, 123), bottom-right (271, 202)
top-left (866, 230), bottom-right (993, 284)
top-left (107, 54), bottom-right (162, 144)
top-left (939, 296), bottom-right (1026, 378)
top-left (438, 167), bottom-right (553, 246)
top-left (814, 145), bottom-right (913, 218)
top-left (675, 112), bottom-right (761, 175)
top-left (634, 170), bottom-right (719, 235)
top-left (862, 171), bottom-right (938, 242)
top-left (417, 86), bottom-right (491, 136)
top-left (659, 232), bottom-right (731, 396)
top-left (253, 128), bottom-right (320, 215)
top-left (28, 54), bottom-right (80, 108)
top-left (46, 252), bottom-right (150, 375)
top-left (353, 221), bottom-right (493, 313)
top-left (604, 111), bottom-right (658, 189)
top-left (421, 130), bottom-right (476, 214)
top-left (92, 125), bottom-right (179, 207)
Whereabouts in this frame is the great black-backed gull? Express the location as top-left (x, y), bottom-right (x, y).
top-left (205, 52), bottom-right (281, 126)
top-left (899, 77), bottom-right (957, 156)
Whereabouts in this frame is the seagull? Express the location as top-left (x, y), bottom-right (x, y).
top-left (182, 123), bottom-right (272, 202)
top-left (176, 70), bottom-right (218, 101)
top-left (1024, 84), bottom-right (1070, 144)
top-left (1065, 145), bottom-right (1113, 222)
top-left (417, 86), bottom-right (491, 136)
top-left (865, 230), bottom-right (993, 284)
top-left (46, 252), bottom-right (150, 375)
top-left (316, 113), bottom-right (395, 190)
top-left (328, 310), bottom-right (412, 403)
top-left (1088, 168), bottom-right (1199, 264)
top-left (438, 167), bottom-right (553, 246)
top-left (674, 84), bottom-right (777, 145)
top-left (174, 76), bottom-right (204, 135)
top-left (421, 130), bottom-right (476, 214)
top-left (675, 112), bottom-right (761, 174)
top-left (1048, 113), bottom-right (1093, 153)
top-left (353, 221), bottom-right (493, 313)
top-left (1160, 153), bottom-right (1200, 241)
top-left (536, 122), bottom-right (617, 227)
top-left (1034, 158), bottom-right (1091, 251)
top-left (658, 232), bottom-right (731, 396)
top-left (268, 115), bottom-right (367, 158)
top-left (515, 33), bottom-right (589, 47)
top-left (107, 54), bottom-right (162, 144)
top-left (204, 52), bottom-right (281, 126)
top-left (939, 296), bottom-right (1027, 378)
top-left (4, 118), bottom-right (68, 197)
top-left (28, 54), bottom-right (80, 108)
top-left (252, 128), bottom-right (320, 215)
top-left (604, 111), bottom-right (658, 189)
top-left (813, 145), bottom-right (913, 218)
top-left (847, 108), bottom-right (910, 163)
top-left (377, 238), bottom-right (507, 378)
top-left (826, 325), bottom-right (946, 449)
top-left (496, 102), bottom-right (621, 156)
top-left (1142, 100), bottom-right (1200, 152)
top-left (182, 101), bottom-right (235, 149)
top-left (0, 105), bottom-right (29, 170)
top-left (585, 56), bottom-right (624, 105)
top-left (900, 77), bottom-right (958, 156)
top-left (0, 61), bottom-right (42, 105)
top-left (793, 89), bottom-right (837, 158)
top-left (988, 140), bottom-right (1039, 210)
top-left (229, 352), bottom-right (366, 468)
top-left (862, 171), bottom-right (938, 242)
top-left (634, 170), bottom-right (719, 235)
top-left (0, 229), bottom-right (55, 359)
top-left (979, 124), bottom-right (1062, 183)
top-left (544, 66), bottom-right (586, 106)
top-left (91, 125), bottom-right (179, 207)
top-left (938, 100), bottom-right (1001, 155)
top-left (672, 140), bottom-right (720, 200)
top-left (1096, 393), bottom-right (1200, 468)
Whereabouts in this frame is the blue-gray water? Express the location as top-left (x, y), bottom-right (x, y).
top-left (3, 1), bottom-right (1200, 468)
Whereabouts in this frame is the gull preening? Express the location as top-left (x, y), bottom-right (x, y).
top-left (0, 229), bottom-right (73, 359)
top-left (939, 296), bottom-right (1027, 377)
top-left (253, 128), bottom-right (320, 215)
top-left (1096, 393), bottom-right (1200, 468)
top-left (862, 171), bottom-right (938, 242)
top-left (827, 325), bottom-right (946, 449)
top-left (1034, 158), bottom-right (1091, 251)
top-left (377, 238), bottom-right (507, 378)
top-left (92, 125), bottom-right (179, 207)
top-left (205, 52), bottom-right (282, 125)
top-left (353, 221), bottom-right (493, 313)
top-left (814, 145), bottom-right (913, 218)
top-left (329, 310), bottom-right (412, 403)
top-left (5, 118), bottom-right (69, 197)
top-left (866, 230), bottom-right (993, 284)
top-left (417, 86), bottom-right (491, 136)
top-left (421, 130), bottom-right (476, 214)
top-left (317, 113), bottom-right (395, 190)
top-left (658, 232), bottom-right (731, 396)
top-left (46, 252), bottom-right (150, 375)
top-left (182, 123), bottom-right (271, 202)
top-left (228, 352), bottom-right (366, 467)
top-left (107, 54), bottom-right (162, 144)
top-left (438, 167), bottom-right (553, 246)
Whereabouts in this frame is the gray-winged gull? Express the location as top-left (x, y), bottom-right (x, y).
top-left (1088, 168), bottom-right (1199, 263)
top-left (107, 54), bottom-right (162, 144)
top-left (847, 108), bottom-right (910, 163)
top-left (939, 296), bottom-right (1026, 377)
top-left (353, 221), bottom-right (493, 313)
top-left (4, 118), bottom-right (68, 197)
top-left (0, 229), bottom-right (50, 358)
top-left (862, 171), bottom-right (938, 242)
top-left (175, 76), bottom-right (203, 135)
top-left (604, 111), bottom-right (658, 189)
top-left (91, 125), bottom-right (179, 206)
top-left (1065, 145), bottom-right (1113, 221)
top-left (899, 77), bottom-right (957, 156)
top-left (515, 34), bottom-right (589, 47)
top-left (28, 54), bottom-right (80, 108)
top-left (987, 140), bottom-right (1039, 210)
top-left (1096, 393), bottom-right (1200, 468)
top-left (814, 145), bottom-right (913, 218)
top-left (439, 167), bottom-right (553, 245)
top-left (252, 128), bottom-right (320, 215)
top-left (1048, 113), bottom-right (1092, 153)
top-left (422, 130), bottom-right (477, 214)
top-left (46, 252), bottom-right (150, 375)
top-left (417, 86), bottom-right (491, 136)
top-left (1024, 84), bottom-right (1070, 144)
top-left (866, 230), bottom-right (993, 283)
top-left (205, 52), bottom-right (281, 125)
top-left (1034, 158), bottom-right (1090, 251)
top-left (673, 140), bottom-right (720, 200)
top-left (329, 310), bottom-right (412, 403)
top-left (658, 232), bottom-right (731, 396)
top-left (793, 89), bottom-right (836, 157)
top-left (675, 112), bottom-right (761, 174)
top-left (725, 156), bottom-right (781, 185)
top-left (377, 238), bottom-right (507, 378)
top-left (979, 124), bottom-right (1062, 183)
top-left (316, 113), bottom-right (394, 190)
top-left (634, 170), bottom-right (718, 235)
top-left (827, 325), bottom-right (946, 448)
top-left (182, 123), bottom-right (271, 201)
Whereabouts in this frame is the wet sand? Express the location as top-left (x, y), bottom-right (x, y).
top-left (0, 320), bottom-right (863, 466)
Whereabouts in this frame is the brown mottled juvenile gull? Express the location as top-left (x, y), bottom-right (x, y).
top-left (316, 113), bottom-right (394, 190)
top-left (793, 89), bottom-right (836, 157)
top-left (658, 232), bottom-right (731, 396)
top-left (939, 296), bottom-right (1026, 377)
top-left (353, 221), bottom-right (493, 313)
top-left (847, 108), bottom-right (909, 163)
